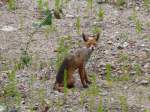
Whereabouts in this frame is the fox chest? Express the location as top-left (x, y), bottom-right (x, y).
top-left (71, 49), bottom-right (92, 68)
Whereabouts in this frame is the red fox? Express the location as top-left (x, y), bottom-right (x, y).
top-left (53, 33), bottom-right (100, 92)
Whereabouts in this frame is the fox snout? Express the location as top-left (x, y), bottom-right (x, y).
top-left (89, 45), bottom-right (96, 50)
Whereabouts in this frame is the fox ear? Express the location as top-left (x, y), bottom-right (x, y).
top-left (82, 33), bottom-right (87, 42)
top-left (96, 33), bottom-right (100, 41)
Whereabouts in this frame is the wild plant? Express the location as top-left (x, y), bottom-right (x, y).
top-left (97, 7), bottom-right (105, 21)
top-left (87, 0), bottom-right (93, 10)
top-left (97, 97), bottom-right (103, 112)
top-left (55, 0), bottom-right (61, 11)
top-left (134, 64), bottom-right (142, 76)
top-left (56, 36), bottom-right (71, 69)
top-left (144, 0), bottom-right (150, 11)
top-left (87, 74), bottom-right (99, 111)
top-left (130, 9), bottom-right (142, 33)
top-left (37, 0), bottom-right (43, 13)
top-left (118, 52), bottom-right (130, 81)
top-left (135, 19), bottom-right (142, 33)
top-left (119, 96), bottom-right (128, 112)
top-left (75, 17), bottom-right (81, 35)
top-left (3, 70), bottom-right (21, 109)
top-left (106, 64), bottom-right (112, 81)
top-left (91, 26), bottom-right (102, 34)
top-left (7, 0), bottom-right (16, 11)
top-left (19, 48), bottom-right (32, 69)
top-left (116, 0), bottom-right (125, 7)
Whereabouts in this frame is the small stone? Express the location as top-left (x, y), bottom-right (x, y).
top-left (107, 40), bottom-right (113, 45)
top-left (123, 42), bottom-right (129, 48)
top-left (65, 14), bottom-right (74, 18)
top-left (0, 105), bottom-right (6, 112)
top-left (0, 26), bottom-right (17, 32)
top-left (144, 63), bottom-right (149, 69)
top-left (139, 80), bottom-right (149, 85)
top-left (135, 6), bottom-right (140, 11)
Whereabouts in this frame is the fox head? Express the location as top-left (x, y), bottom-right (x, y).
top-left (82, 33), bottom-right (100, 50)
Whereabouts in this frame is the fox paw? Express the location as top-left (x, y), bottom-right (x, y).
top-left (86, 80), bottom-right (92, 84)
top-left (83, 85), bottom-right (88, 88)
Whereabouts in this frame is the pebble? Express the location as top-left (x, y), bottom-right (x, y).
top-left (139, 80), bottom-right (149, 85)
top-left (0, 105), bottom-right (6, 112)
top-left (0, 26), bottom-right (17, 32)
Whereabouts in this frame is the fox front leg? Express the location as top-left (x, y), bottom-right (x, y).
top-left (84, 69), bottom-right (92, 84)
top-left (78, 66), bottom-right (88, 88)
top-left (67, 69), bottom-right (75, 88)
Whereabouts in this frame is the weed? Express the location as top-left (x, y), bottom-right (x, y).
top-left (4, 70), bottom-right (21, 105)
top-left (44, 25), bottom-right (57, 38)
top-left (91, 26), bottom-right (102, 34)
top-left (19, 48), bottom-right (32, 68)
top-left (116, 0), bottom-right (125, 7)
top-left (144, 0), bottom-right (150, 11)
top-left (129, 9), bottom-right (143, 33)
top-left (134, 64), bottom-right (142, 76)
top-left (87, 0), bottom-right (93, 10)
top-left (97, 97), bottom-right (103, 112)
top-left (144, 109), bottom-right (150, 112)
top-left (37, 0), bottom-right (43, 13)
top-left (38, 88), bottom-right (46, 104)
top-left (97, 7), bottom-right (105, 21)
top-left (106, 64), bottom-right (112, 81)
top-left (89, 74), bottom-right (99, 96)
top-left (56, 36), bottom-right (71, 69)
top-left (118, 52), bottom-right (130, 81)
top-left (119, 96), bottom-right (128, 112)
top-left (147, 21), bottom-right (150, 28)
top-left (135, 19), bottom-right (142, 33)
top-left (7, 0), bottom-right (16, 11)
top-left (75, 17), bottom-right (81, 34)
top-left (55, 0), bottom-right (61, 11)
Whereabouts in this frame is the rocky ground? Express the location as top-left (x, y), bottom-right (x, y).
top-left (0, 0), bottom-right (150, 112)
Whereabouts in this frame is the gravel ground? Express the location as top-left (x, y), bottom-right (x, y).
top-left (0, 0), bottom-right (150, 112)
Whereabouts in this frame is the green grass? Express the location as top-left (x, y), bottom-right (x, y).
top-left (91, 26), bottom-right (102, 34)
top-left (87, 0), bottom-right (93, 10)
top-left (116, 0), bottom-right (126, 7)
top-left (106, 64), bottom-right (112, 81)
top-left (119, 96), bottom-right (128, 112)
top-left (75, 17), bottom-right (81, 34)
top-left (55, 0), bottom-right (61, 11)
top-left (7, 0), bottom-right (16, 11)
top-left (97, 7), bottom-right (105, 21)
top-left (97, 97), bottom-right (103, 112)
top-left (144, 0), bottom-right (150, 11)
top-left (19, 48), bottom-right (32, 69)
top-left (129, 9), bottom-right (143, 33)
top-left (3, 70), bottom-right (21, 111)
top-left (37, 0), bottom-right (43, 12)
top-left (134, 64), bottom-right (142, 76)
top-left (135, 19), bottom-right (142, 33)
top-left (56, 36), bottom-right (71, 69)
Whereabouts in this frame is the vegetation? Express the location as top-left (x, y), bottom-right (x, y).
top-left (0, 0), bottom-right (149, 111)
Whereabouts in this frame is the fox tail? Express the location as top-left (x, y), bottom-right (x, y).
top-left (56, 58), bottom-right (68, 83)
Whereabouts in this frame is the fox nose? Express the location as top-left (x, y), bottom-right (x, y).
top-left (89, 46), bottom-right (95, 50)
top-left (92, 47), bottom-right (94, 50)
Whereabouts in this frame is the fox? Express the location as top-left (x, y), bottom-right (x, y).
top-left (53, 32), bottom-right (100, 92)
